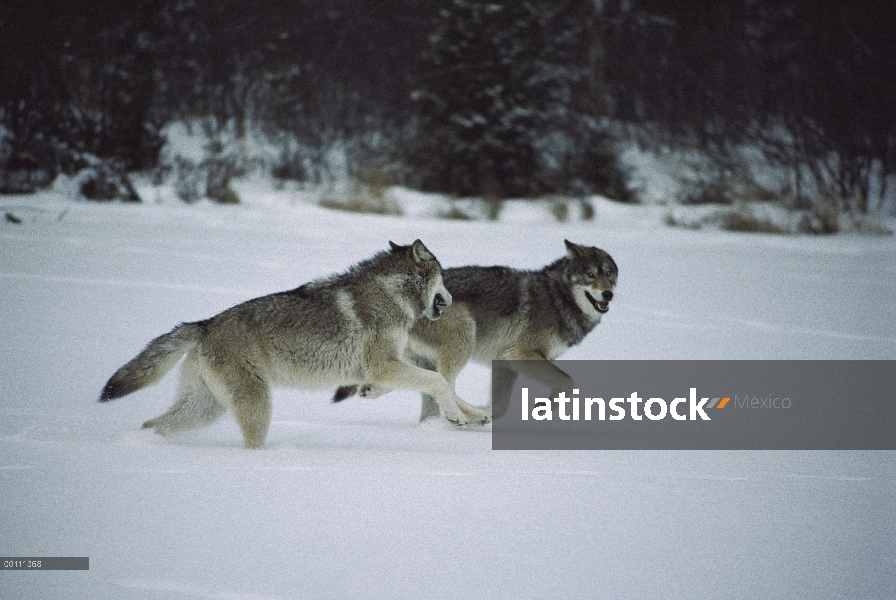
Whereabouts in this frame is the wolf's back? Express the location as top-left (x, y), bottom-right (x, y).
top-left (99, 322), bottom-right (202, 401)
top-left (443, 266), bottom-right (527, 317)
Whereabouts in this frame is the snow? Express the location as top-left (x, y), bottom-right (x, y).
top-left (1, 185), bottom-right (894, 599)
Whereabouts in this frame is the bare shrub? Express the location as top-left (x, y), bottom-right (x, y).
top-left (551, 201), bottom-right (569, 222)
top-left (318, 184), bottom-right (402, 216)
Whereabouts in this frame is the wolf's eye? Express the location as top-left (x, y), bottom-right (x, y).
top-left (586, 271), bottom-right (595, 279)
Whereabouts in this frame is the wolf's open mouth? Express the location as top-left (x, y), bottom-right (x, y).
top-left (585, 291), bottom-right (610, 314)
top-left (432, 293), bottom-right (448, 318)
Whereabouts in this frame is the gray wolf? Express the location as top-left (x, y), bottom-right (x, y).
top-left (334, 240), bottom-right (618, 420)
top-left (99, 240), bottom-right (490, 448)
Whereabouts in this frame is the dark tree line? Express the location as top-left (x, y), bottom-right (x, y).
top-left (2, 0), bottom-right (893, 210)
top-left (599, 0), bottom-right (896, 211)
top-left (410, 0), bottom-right (629, 199)
top-left (1, 1), bottom-right (161, 187)
top-left (1, 0), bottom-right (436, 193)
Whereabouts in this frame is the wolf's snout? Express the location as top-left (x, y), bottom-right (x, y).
top-left (430, 291), bottom-right (451, 320)
top-left (584, 289), bottom-right (611, 314)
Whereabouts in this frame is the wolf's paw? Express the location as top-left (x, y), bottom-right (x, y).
top-left (463, 408), bottom-right (491, 426)
top-left (140, 420), bottom-right (170, 436)
top-left (457, 400), bottom-right (491, 425)
top-left (447, 415), bottom-right (490, 428)
top-left (358, 384), bottom-right (390, 399)
top-left (445, 415), bottom-right (469, 427)
top-left (444, 409), bottom-right (470, 427)
top-left (446, 408), bottom-right (490, 427)
top-left (476, 413), bottom-right (492, 426)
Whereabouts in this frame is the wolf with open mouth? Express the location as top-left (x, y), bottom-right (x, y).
top-left (100, 239), bottom-right (490, 448)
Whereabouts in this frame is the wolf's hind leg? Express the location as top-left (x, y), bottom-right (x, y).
top-left (142, 353), bottom-right (226, 434)
top-left (200, 360), bottom-right (273, 450)
top-left (231, 387), bottom-right (273, 450)
top-left (419, 394), bottom-right (440, 421)
top-left (410, 356), bottom-right (441, 421)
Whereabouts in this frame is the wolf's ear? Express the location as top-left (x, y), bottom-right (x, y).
top-left (410, 239), bottom-right (435, 264)
top-left (564, 239), bottom-right (586, 259)
top-left (389, 240), bottom-right (402, 252)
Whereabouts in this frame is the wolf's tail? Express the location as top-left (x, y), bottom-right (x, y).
top-left (99, 321), bottom-right (203, 401)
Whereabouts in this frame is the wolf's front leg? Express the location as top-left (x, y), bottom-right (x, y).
top-left (497, 354), bottom-right (576, 413)
top-left (368, 359), bottom-right (482, 425)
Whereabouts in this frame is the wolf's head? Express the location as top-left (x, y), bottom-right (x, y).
top-left (389, 239), bottom-right (452, 321)
top-left (561, 239), bottom-right (618, 321)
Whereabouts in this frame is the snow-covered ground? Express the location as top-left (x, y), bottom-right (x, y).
top-left (1, 185), bottom-right (894, 599)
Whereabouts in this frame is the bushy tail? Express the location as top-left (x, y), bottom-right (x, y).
top-left (99, 322), bottom-right (202, 401)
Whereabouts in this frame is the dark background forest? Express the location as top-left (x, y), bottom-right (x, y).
top-left (2, 0), bottom-right (894, 218)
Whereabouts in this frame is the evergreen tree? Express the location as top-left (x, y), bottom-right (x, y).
top-left (411, 0), bottom-right (624, 199)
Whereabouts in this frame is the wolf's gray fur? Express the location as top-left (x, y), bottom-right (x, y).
top-left (100, 240), bottom-right (489, 448)
top-left (334, 240), bottom-right (618, 420)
